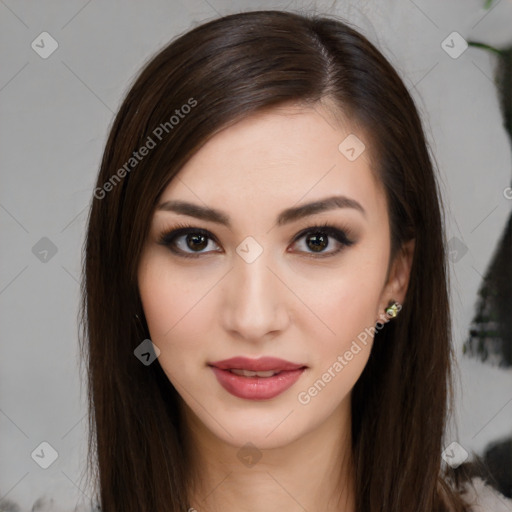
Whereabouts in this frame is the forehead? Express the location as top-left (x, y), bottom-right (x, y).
top-left (158, 105), bottom-right (387, 224)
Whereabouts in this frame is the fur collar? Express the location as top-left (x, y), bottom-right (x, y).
top-left (460, 477), bottom-right (512, 511)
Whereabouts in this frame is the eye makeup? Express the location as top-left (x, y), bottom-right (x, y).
top-left (156, 221), bottom-right (357, 260)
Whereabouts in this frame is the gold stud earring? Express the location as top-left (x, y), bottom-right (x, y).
top-left (385, 301), bottom-right (400, 319)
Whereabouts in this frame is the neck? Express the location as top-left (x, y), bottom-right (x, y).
top-left (180, 396), bottom-right (356, 512)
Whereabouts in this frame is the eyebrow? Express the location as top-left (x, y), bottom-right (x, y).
top-left (156, 195), bottom-right (366, 228)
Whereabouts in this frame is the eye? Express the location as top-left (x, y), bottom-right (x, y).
top-left (157, 223), bottom-right (221, 258)
top-left (290, 222), bottom-right (355, 258)
top-left (157, 221), bottom-right (355, 259)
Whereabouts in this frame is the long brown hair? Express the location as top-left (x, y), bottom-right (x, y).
top-left (79, 9), bottom-right (473, 511)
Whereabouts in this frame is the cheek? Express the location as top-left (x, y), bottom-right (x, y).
top-left (296, 266), bottom-right (382, 410)
top-left (296, 248), bottom-right (388, 394)
top-left (304, 259), bottom-right (385, 335)
top-left (138, 253), bottom-right (204, 343)
top-left (138, 259), bottom-right (210, 386)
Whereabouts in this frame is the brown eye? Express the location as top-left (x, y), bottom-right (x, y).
top-left (158, 226), bottom-right (221, 258)
top-left (291, 224), bottom-right (355, 258)
top-left (305, 232), bottom-right (329, 252)
top-left (158, 222), bottom-right (355, 260)
top-left (185, 233), bottom-right (208, 251)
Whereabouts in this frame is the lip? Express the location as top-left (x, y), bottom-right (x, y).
top-left (208, 357), bottom-right (307, 401)
top-left (209, 356), bottom-right (306, 372)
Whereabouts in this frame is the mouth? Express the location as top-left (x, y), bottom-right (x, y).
top-left (225, 368), bottom-right (286, 378)
top-left (208, 356), bottom-right (307, 372)
top-left (208, 356), bottom-right (308, 400)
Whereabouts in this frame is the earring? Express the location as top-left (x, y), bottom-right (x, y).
top-left (385, 301), bottom-right (400, 319)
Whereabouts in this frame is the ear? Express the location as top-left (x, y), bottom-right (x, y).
top-left (377, 238), bottom-right (415, 322)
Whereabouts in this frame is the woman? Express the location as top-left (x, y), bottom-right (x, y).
top-left (79, 9), bottom-right (511, 512)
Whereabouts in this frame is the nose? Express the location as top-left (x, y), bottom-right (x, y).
top-left (221, 249), bottom-right (290, 342)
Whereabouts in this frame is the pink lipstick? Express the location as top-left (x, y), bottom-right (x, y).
top-left (209, 356), bottom-right (307, 400)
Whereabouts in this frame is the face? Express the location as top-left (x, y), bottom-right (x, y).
top-left (137, 103), bottom-right (413, 450)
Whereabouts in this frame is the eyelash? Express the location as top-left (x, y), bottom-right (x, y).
top-left (157, 221), bottom-right (356, 260)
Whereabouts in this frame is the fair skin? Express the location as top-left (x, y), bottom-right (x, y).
top-left (138, 102), bottom-right (415, 512)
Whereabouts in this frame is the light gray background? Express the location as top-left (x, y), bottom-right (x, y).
top-left (1, 0), bottom-right (511, 509)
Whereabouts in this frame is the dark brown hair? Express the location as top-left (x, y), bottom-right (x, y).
top-left (79, 9), bottom-right (474, 511)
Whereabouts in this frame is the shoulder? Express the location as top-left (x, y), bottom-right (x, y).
top-left (458, 476), bottom-right (512, 512)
